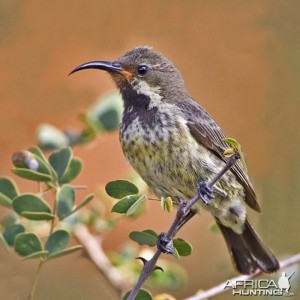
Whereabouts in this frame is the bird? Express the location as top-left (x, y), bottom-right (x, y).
top-left (70, 46), bottom-right (279, 275)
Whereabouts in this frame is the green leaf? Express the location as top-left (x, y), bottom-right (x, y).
top-left (126, 195), bottom-right (146, 216)
top-left (11, 168), bottom-right (52, 182)
top-left (172, 247), bottom-right (180, 261)
top-left (48, 147), bottom-right (72, 179)
top-left (173, 238), bottom-right (192, 256)
top-left (76, 114), bottom-right (98, 144)
top-left (59, 158), bottom-right (83, 184)
top-left (28, 146), bottom-right (57, 178)
top-left (13, 194), bottom-right (52, 219)
top-left (123, 289), bottom-right (153, 300)
top-left (142, 229), bottom-right (158, 238)
top-left (14, 233), bottom-right (43, 257)
top-left (22, 250), bottom-right (48, 260)
top-left (111, 195), bottom-right (140, 214)
top-left (46, 245), bottom-right (82, 260)
top-left (88, 91), bottom-right (123, 131)
top-left (45, 229), bottom-right (70, 257)
top-left (57, 185), bottom-right (75, 219)
top-left (3, 224), bottom-right (25, 246)
top-left (161, 196), bottom-right (173, 213)
top-left (106, 180), bottom-right (139, 199)
top-left (61, 194), bottom-right (94, 219)
top-left (12, 150), bottom-right (53, 176)
top-left (0, 192), bottom-right (13, 208)
top-left (223, 138), bottom-right (240, 150)
top-left (0, 177), bottom-right (19, 201)
top-left (21, 211), bottom-right (55, 220)
top-left (28, 146), bottom-right (48, 161)
top-left (74, 193), bottom-right (94, 211)
top-left (129, 230), bottom-right (157, 247)
top-left (36, 124), bottom-right (69, 150)
top-left (223, 137), bottom-right (248, 172)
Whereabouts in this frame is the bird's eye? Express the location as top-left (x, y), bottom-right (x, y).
top-left (137, 65), bottom-right (148, 76)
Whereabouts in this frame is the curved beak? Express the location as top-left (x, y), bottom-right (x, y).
top-left (69, 61), bottom-right (124, 76)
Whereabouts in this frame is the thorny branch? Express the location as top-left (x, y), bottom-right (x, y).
top-left (76, 225), bottom-right (300, 300)
top-left (127, 154), bottom-right (240, 300)
top-left (75, 152), bottom-right (300, 300)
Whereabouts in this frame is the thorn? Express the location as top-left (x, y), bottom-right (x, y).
top-left (154, 265), bottom-right (164, 272)
top-left (135, 257), bottom-right (148, 265)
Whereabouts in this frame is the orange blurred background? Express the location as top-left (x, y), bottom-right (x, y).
top-left (0, 1), bottom-right (299, 299)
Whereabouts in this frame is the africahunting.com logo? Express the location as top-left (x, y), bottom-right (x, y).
top-left (224, 272), bottom-right (295, 297)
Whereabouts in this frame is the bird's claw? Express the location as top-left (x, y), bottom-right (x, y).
top-left (157, 233), bottom-right (174, 254)
top-left (198, 181), bottom-right (215, 206)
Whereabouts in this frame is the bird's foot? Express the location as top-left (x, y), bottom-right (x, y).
top-left (197, 181), bottom-right (215, 206)
top-left (157, 233), bottom-right (174, 254)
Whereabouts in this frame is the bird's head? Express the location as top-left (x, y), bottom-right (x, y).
top-left (70, 46), bottom-right (188, 108)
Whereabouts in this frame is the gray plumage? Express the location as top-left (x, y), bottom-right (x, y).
top-left (70, 46), bottom-right (279, 274)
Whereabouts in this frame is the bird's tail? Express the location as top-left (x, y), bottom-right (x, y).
top-left (216, 218), bottom-right (280, 274)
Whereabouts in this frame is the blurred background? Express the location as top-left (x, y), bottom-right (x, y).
top-left (0, 0), bottom-right (299, 299)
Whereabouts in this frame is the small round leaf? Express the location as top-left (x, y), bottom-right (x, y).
top-left (29, 146), bottom-right (57, 178)
top-left (12, 150), bottom-right (52, 175)
top-left (129, 231), bottom-right (157, 247)
top-left (13, 194), bottom-right (52, 219)
top-left (57, 185), bottom-right (75, 219)
top-left (22, 250), bottom-right (48, 260)
top-left (111, 195), bottom-right (140, 214)
top-left (173, 238), bottom-right (192, 256)
top-left (21, 212), bottom-right (55, 221)
top-left (45, 229), bottom-right (70, 256)
top-left (0, 177), bottom-right (19, 200)
top-left (11, 168), bottom-right (52, 182)
top-left (3, 224), bottom-right (25, 246)
top-left (106, 180), bottom-right (139, 199)
top-left (46, 245), bottom-right (82, 260)
top-left (126, 195), bottom-right (146, 216)
top-left (0, 192), bottom-right (13, 208)
top-left (59, 158), bottom-right (82, 184)
top-left (142, 229), bottom-right (158, 238)
top-left (123, 289), bottom-right (153, 300)
top-left (88, 92), bottom-right (123, 131)
top-left (48, 147), bottom-right (72, 178)
top-left (14, 233), bottom-right (43, 257)
top-left (61, 193), bottom-right (94, 219)
top-left (37, 124), bottom-right (69, 150)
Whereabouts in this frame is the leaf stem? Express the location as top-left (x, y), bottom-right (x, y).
top-left (28, 259), bottom-right (44, 300)
top-left (28, 185), bottom-right (59, 300)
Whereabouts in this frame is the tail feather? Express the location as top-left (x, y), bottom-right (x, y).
top-left (216, 218), bottom-right (279, 274)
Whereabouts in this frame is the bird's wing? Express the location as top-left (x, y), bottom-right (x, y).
top-left (178, 98), bottom-right (260, 212)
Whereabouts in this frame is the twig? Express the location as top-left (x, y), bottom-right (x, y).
top-left (74, 225), bottom-right (129, 291)
top-left (184, 253), bottom-right (300, 300)
top-left (126, 154), bottom-right (240, 300)
top-left (28, 259), bottom-right (44, 300)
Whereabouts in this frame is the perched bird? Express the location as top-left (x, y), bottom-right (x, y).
top-left (70, 46), bottom-right (279, 274)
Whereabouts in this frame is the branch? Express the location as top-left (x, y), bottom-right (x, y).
top-left (74, 224), bottom-right (130, 292)
top-left (184, 253), bottom-right (300, 300)
top-left (127, 154), bottom-right (240, 300)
